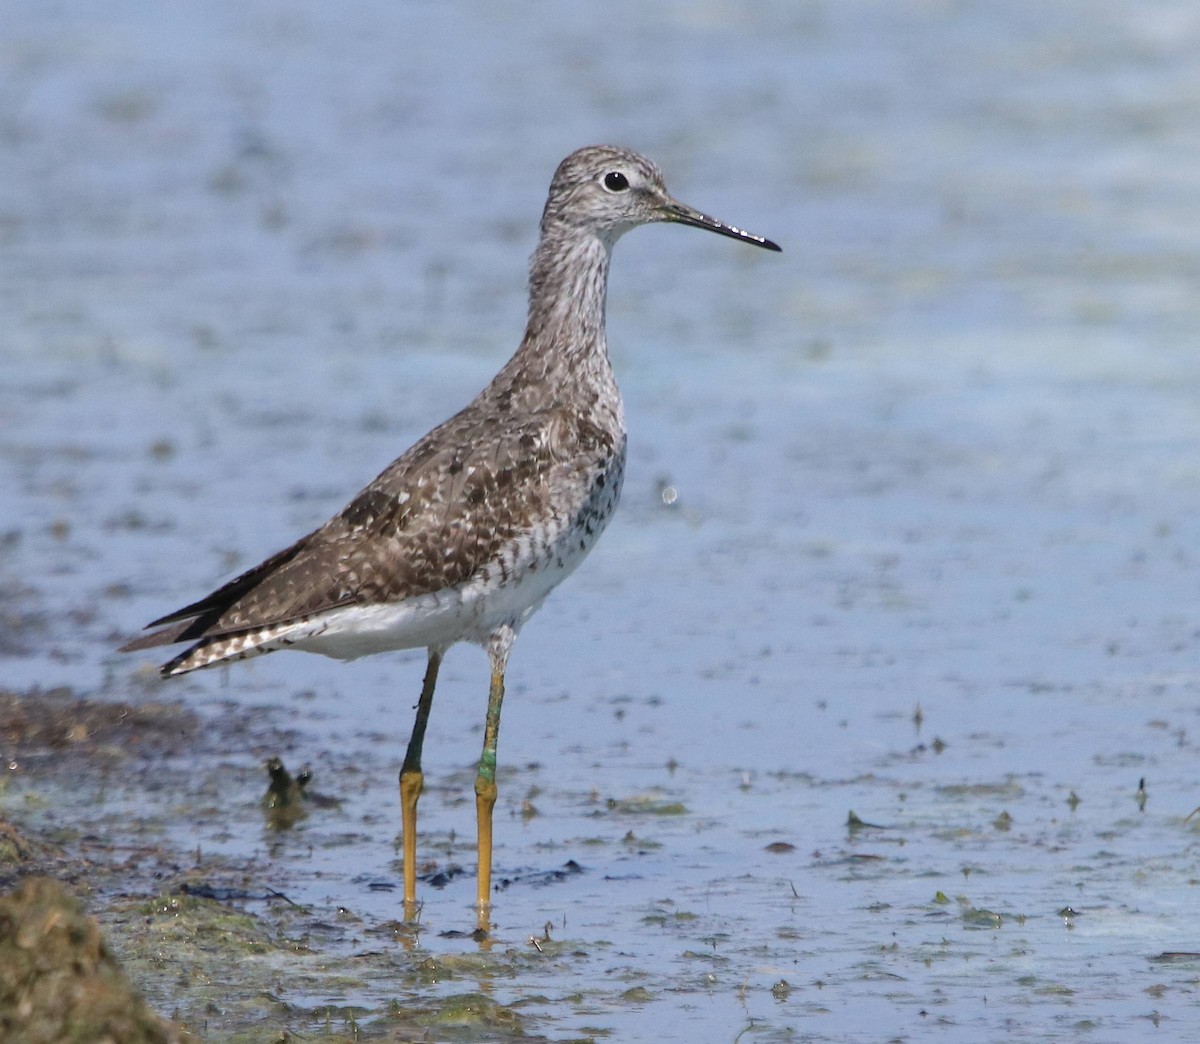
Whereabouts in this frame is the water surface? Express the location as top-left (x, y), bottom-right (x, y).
top-left (2, 1), bottom-right (1199, 1040)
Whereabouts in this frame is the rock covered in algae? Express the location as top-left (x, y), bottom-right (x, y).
top-left (0, 876), bottom-right (184, 1044)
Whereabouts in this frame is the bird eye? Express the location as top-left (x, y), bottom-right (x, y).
top-left (602, 171), bottom-right (630, 192)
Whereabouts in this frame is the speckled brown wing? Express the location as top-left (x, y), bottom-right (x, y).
top-left (121, 402), bottom-right (613, 654)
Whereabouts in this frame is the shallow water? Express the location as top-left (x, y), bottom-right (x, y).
top-left (3, 1), bottom-right (1200, 1040)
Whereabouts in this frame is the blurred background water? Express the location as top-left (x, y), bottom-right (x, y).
top-left (2, 2), bottom-right (1200, 1040)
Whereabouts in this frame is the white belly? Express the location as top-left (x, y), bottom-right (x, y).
top-left (290, 521), bottom-right (600, 660)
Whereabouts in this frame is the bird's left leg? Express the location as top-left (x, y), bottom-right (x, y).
top-left (474, 625), bottom-right (514, 924)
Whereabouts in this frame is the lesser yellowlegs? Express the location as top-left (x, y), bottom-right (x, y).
top-left (122, 145), bottom-right (780, 923)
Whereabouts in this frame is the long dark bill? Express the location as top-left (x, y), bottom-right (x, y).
top-left (661, 200), bottom-right (781, 252)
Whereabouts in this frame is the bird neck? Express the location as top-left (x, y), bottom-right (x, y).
top-left (519, 230), bottom-right (613, 373)
top-left (486, 229), bottom-right (623, 432)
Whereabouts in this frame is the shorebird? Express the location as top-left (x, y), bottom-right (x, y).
top-left (122, 145), bottom-right (780, 923)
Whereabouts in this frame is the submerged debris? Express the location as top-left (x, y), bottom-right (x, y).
top-left (0, 686), bottom-right (197, 770)
top-left (846, 810), bottom-right (887, 832)
top-left (0, 820), bottom-right (56, 868)
top-left (261, 756), bottom-right (341, 831)
top-left (496, 859), bottom-right (584, 892)
top-left (261, 755), bottom-right (312, 830)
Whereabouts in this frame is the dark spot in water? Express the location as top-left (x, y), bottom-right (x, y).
top-left (494, 860), bottom-right (585, 891)
top-left (420, 864), bottom-right (466, 889)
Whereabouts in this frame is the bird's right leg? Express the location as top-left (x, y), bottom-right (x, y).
top-left (474, 626), bottom-right (514, 929)
top-left (400, 648), bottom-right (442, 913)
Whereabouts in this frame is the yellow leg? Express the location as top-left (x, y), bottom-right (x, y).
top-left (400, 770), bottom-right (424, 909)
top-left (474, 628), bottom-right (513, 924)
top-left (475, 767), bottom-right (498, 912)
top-left (399, 649), bottom-right (441, 913)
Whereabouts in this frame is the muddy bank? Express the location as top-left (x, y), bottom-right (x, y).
top-left (0, 874), bottom-right (185, 1044)
top-left (0, 686), bottom-right (546, 1042)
